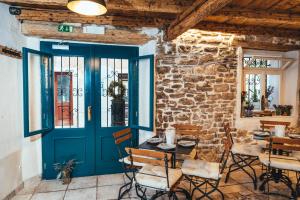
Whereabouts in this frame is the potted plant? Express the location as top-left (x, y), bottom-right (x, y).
top-left (273, 104), bottom-right (292, 116)
top-left (54, 159), bottom-right (76, 184)
top-left (273, 104), bottom-right (282, 115)
top-left (244, 101), bottom-right (254, 117)
top-left (284, 105), bottom-right (293, 116)
top-left (108, 81), bottom-right (126, 126)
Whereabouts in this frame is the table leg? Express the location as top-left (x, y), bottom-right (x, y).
top-left (172, 153), bottom-right (176, 168)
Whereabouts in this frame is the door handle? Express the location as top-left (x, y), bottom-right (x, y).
top-left (88, 106), bottom-right (92, 121)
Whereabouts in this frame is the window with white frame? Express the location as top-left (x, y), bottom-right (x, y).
top-left (241, 51), bottom-right (294, 117)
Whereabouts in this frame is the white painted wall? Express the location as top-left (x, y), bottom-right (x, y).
top-left (0, 3), bottom-right (42, 199)
top-left (283, 51), bottom-right (299, 120)
top-left (139, 28), bottom-right (160, 56)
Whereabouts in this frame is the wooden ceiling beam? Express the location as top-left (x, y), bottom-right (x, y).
top-left (207, 8), bottom-right (300, 26)
top-left (0, 0), bottom-right (192, 15)
top-left (21, 21), bottom-right (152, 45)
top-left (165, 0), bottom-right (232, 41)
top-left (16, 9), bottom-right (171, 28)
top-left (232, 39), bottom-right (300, 52)
top-left (196, 22), bottom-right (300, 40)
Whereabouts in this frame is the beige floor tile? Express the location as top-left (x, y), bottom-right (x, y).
top-left (97, 185), bottom-right (129, 200)
top-left (17, 177), bottom-right (41, 195)
top-left (36, 180), bottom-right (68, 193)
top-left (10, 194), bottom-right (32, 200)
top-left (220, 184), bottom-right (252, 195)
top-left (68, 176), bottom-right (97, 190)
top-left (219, 176), bottom-right (239, 187)
top-left (98, 173), bottom-right (125, 186)
top-left (228, 171), bottom-right (255, 184)
top-left (11, 171), bottom-right (300, 200)
top-left (128, 185), bottom-right (157, 199)
top-left (65, 187), bottom-right (96, 200)
top-left (31, 191), bottom-right (65, 200)
top-left (242, 183), bottom-right (261, 194)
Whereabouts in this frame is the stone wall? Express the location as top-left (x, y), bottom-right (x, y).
top-left (155, 30), bottom-right (238, 157)
top-left (154, 29), bottom-right (300, 160)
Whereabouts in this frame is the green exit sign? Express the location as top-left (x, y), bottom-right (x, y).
top-left (58, 24), bottom-right (73, 33)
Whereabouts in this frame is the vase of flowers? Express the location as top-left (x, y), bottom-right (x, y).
top-left (244, 102), bottom-right (254, 117)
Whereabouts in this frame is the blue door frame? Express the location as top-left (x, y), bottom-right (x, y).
top-left (40, 41), bottom-right (139, 179)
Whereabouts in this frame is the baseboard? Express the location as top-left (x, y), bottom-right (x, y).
top-left (2, 175), bottom-right (41, 200)
top-left (2, 182), bottom-right (24, 200)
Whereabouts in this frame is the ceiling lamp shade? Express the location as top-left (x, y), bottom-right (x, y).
top-left (67, 0), bottom-right (107, 16)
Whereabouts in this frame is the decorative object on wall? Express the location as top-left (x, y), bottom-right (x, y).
top-left (0, 44), bottom-right (22, 59)
top-left (54, 159), bottom-right (76, 184)
top-left (108, 81), bottom-right (126, 126)
top-left (67, 0), bottom-right (107, 16)
top-left (9, 6), bottom-right (21, 15)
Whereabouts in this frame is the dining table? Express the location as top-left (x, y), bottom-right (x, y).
top-left (138, 136), bottom-right (197, 168)
top-left (253, 130), bottom-right (300, 196)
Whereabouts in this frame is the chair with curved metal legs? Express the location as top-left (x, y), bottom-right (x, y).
top-left (181, 134), bottom-right (232, 200)
top-left (224, 123), bottom-right (262, 190)
top-left (113, 128), bottom-right (144, 200)
top-left (259, 137), bottom-right (300, 199)
top-left (126, 147), bottom-right (191, 200)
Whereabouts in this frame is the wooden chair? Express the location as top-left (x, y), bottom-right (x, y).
top-left (260, 120), bottom-right (290, 131)
top-left (181, 134), bottom-right (231, 200)
top-left (259, 137), bottom-right (300, 199)
top-left (113, 128), bottom-right (144, 200)
top-left (173, 124), bottom-right (201, 138)
top-left (126, 148), bottom-right (191, 200)
top-left (173, 124), bottom-right (201, 160)
top-left (224, 123), bottom-right (262, 190)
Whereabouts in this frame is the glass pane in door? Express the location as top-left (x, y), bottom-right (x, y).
top-left (100, 58), bottom-right (129, 127)
top-left (28, 53), bottom-right (52, 132)
top-left (54, 56), bottom-right (85, 128)
top-left (138, 58), bottom-right (150, 128)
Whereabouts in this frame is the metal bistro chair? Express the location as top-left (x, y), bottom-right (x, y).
top-left (113, 128), bottom-right (145, 200)
top-left (173, 124), bottom-right (201, 160)
top-left (126, 147), bottom-right (191, 200)
top-left (224, 123), bottom-right (262, 190)
top-left (259, 137), bottom-right (300, 199)
top-left (181, 136), bottom-right (232, 200)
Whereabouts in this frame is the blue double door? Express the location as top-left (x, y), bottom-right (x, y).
top-left (36, 42), bottom-right (153, 179)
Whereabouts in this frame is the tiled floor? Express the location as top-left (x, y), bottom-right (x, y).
top-left (10, 165), bottom-right (298, 200)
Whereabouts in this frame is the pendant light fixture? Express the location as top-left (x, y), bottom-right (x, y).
top-left (67, 0), bottom-right (107, 16)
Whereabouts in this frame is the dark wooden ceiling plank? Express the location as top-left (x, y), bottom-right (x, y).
top-left (268, 0), bottom-right (300, 11)
top-left (21, 21), bottom-right (152, 45)
top-left (0, 0), bottom-right (193, 15)
top-left (17, 8), bottom-right (171, 28)
top-left (196, 21), bottom-right (300, 39)
top-left (206, 8), bottom-right (300, 29)
top-left (165, 0), bottom-right (232, 41)
top-left (232, 39), bottom-right (300, 52)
